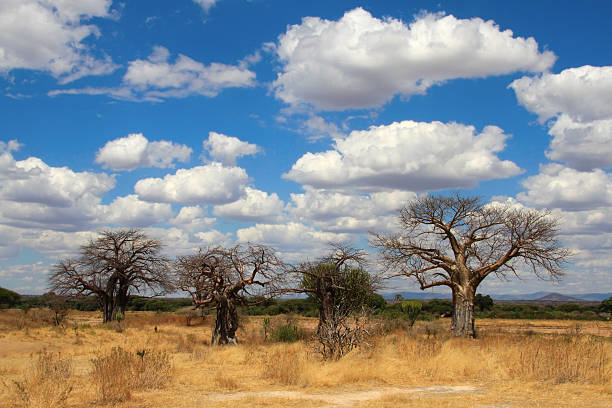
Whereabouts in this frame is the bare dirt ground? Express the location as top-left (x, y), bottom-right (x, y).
top-left (206, 385), bottom-right (480, 406)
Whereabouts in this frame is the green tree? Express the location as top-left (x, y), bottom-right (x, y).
top-left (0, 287), bottom-right (21, 308)
top-left (399, 300), bottom-right (422, 327)
top-left (474, 294), bottom-right (494, 312)
top-left (599, 297), bottom-right (612, 314)
top-left (293, 244), bottom-right (377, 359)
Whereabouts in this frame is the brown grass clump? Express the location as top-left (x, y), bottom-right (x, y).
top-left (214, 370), bottom-right (240, 390)
top-left (175, 333), bottom-right (200, 353)
top-left (90, 347), bottom-right (173, 403)
top-left (261, 343), bottom-right (310, 386)
top-left (9, 351), bottom-right (73, 408)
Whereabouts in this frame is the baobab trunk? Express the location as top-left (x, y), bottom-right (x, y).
top-left (450, 286), bottom-right (476, 337)
top-left (211, 298), bottom-right (238, 345)
top-left (101, 297), bottom-right (117, 323)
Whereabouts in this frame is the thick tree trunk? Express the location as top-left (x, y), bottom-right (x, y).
top-left (116, 287), bottom-right (129, 315)
top-left (102, 297), bottom-right (116, 323)
top-left (451, 286), bottom-right (476, 337)
top-left (211, 298), bottom-right (238, 345)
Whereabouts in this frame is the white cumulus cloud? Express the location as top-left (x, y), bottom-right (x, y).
top-left (510, 66), bottom-right (612, 123)
top-left (169, 205), bottom-right (216, 232)
top-left (0, 0), bottom-right (117, 83)
top-left (135, 163), bottom-right (249, 204)
top-left (50, 46), bottom-right (256, 101)
top-left (236, 222), bottom-right (350, 261)
top-left (518, 164), bottom-right (612, 211)
top-left (213, 187), bottom-right (285, 222)
top-left (95, 133), bottom-right (192, 170)
top-left (274, 7), bottom-right (555, 110)
top-left (100, 195), bottom-right (174, 227)
top-left (0, 155), bottom-right (115, 208)
top-left (510, 66), bottom-right (612, 170)
top-left (202, 132), bottom-right (260, 165)
top-left (284, 120), bottom-right (522, 192)
top-left (289, 188), bottom-right (415, 233)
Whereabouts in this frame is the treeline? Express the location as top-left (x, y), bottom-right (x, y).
top-left (2, 286), bottom-right (610, 321)
top-left (0, 287), bottom-right (191, 312)
top-left (243, 296), bottom-right (610, 321)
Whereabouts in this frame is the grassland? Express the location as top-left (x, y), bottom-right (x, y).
top-left (0, 310), bottom-right (611, 407)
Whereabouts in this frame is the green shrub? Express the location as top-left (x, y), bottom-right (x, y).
top-left (270, 323), bottom-right (302, 342)
top-left (399, 300), bottom-right (422, 327)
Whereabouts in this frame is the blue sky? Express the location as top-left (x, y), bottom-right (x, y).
top-left (1, 0), bottom-right (612, 296)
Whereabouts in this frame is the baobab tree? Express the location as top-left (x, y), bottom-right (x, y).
top-left (50, 229), bottom-right (170, 323)
top-left (174, 244), bottom-right (285, 345)
top-left (372, 194), bottom-right (570, 337)
top-left (292, 244), bottom-right (377, 359)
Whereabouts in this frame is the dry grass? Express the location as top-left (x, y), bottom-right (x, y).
top-left (0, 310), bottom-right (611, 407)
top-left (91, 346), bottom-right (173, 403)
top-left (261, 343), bottom-right (310, 385)
top-left (6, 351), bottom-right (73, 408)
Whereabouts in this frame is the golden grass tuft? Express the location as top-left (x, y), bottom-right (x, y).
top-left (261, 343), bottom-right (311, 386)
top-left (504, 334), bottom-right (609, 384)
top-left (9, 351), bottom-right (73, 408)
top-left (214, 370), bottom-right (240, 390)
top-left (90, 346), bottom-right (173, 403)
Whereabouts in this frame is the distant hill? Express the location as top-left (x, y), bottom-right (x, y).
top-left (534, 292), bottom-right (583, 302)
top-left (383, 291), bottom-right (612, 302)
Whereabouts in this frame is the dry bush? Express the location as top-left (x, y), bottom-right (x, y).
top-left (9, 351), bottom-right (73, 408)
top-left (262, 343), bottom-right (310, 386)
top-left (315, 314), bottom-right (372, 360)
top-left (90, 347), bottom-right (173, 403)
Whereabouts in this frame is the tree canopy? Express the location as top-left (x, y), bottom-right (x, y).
top-left (49, 229), bottom-right (170, 323)
top-left (174, 244), bottom-right (286, 345)
top-left (372, 194), bottom-right (570, 337)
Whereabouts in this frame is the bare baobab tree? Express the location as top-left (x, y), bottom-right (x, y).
top-left (174, 244), bottom-right (285, 345)
top-left (50, 229), bottom-right (171, 323)
top-left (372, 194), bottom-right (570, 337)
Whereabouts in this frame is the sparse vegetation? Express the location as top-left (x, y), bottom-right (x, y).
top-left (90, 346), bottom-right (172, 403)
top-left (0, 309), bottom-right (610, 407)
top-left (9, 351), bottom-right (73, 408)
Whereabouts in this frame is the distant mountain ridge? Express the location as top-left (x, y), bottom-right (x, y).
top-left (383, 291), bottom-right (611, 302)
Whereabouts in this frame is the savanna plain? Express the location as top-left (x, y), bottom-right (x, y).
top-left (0, 310), bottom-right (611, 408)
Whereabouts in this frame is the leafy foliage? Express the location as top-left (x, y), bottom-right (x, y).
top-left (0, 286), bottom-right (21, 308)
top-left (474, 294), bottom-right (494, 312)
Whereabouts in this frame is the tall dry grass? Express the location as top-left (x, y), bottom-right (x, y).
top-left (1, 311), bottom-right (610, 407)
top-left (8, 351), bottom-right (73, 408)
top-left (91, 347), bottom-right (173, 403)
top-left (312, 330), bottom-right (611, 387)
top-left (261, 343), bottom-right (310, 386)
